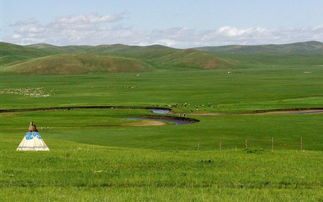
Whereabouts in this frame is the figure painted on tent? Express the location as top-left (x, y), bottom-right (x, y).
top-left (28, 121), bottom-right (38, 132)
top-left (17, 122), bottom-right (49, 151)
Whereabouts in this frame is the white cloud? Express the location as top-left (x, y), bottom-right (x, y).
top-left (10, 18), bottom-right (38, 26)
top-left (3, 13), bottom-right (323, 48)
top-left (54, 14), bottom-right (122, 25)
top-left (216, 26), bottom-right (267, 37)
top-left (11, 34), bottom-right (21, 39)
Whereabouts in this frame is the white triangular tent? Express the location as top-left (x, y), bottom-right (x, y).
top-left (17, 122), bottom-right (49, 151)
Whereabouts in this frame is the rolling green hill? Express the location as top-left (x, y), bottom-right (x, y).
top-left (153, 49), bottom-right (230, 69)
top-left (27, 43), bottom-right (94, 54)
top-left (1, 42), bottom-right (229, 74)
top-left (28, 43), bottom-right (177, 57)
top-left (3, 54), bottom-right (152, 74)
top-left (2, 40), bottom-right (323, 74)
top-left (0, 42), bottom-right (53, 66)
top-left (196, 41), bottom-right (323, 54)
top-left (196, 41), bottom-right (323, 66)
top-left (29, 44), bottom-right (228, 69)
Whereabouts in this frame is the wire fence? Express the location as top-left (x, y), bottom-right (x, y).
top-left (193, 136), bottom-right (323, 152)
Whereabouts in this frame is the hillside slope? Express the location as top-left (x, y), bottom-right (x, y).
top-left (0, 42), bottom-right (53, 66)
top-left (2, 54), bottom-right (152, 74)
top-left (28, 43), bottom-right (176, 57)
top-left (27, 43), bottom-right (93, 54)
top-left (197, 41), bottom-right (323, 54)
top-left (1, 42), bottom-right (231, 74)
top-left (27, 44), bottom-right (230, 71)
top-left (154, 49), bottom-right (230, 69)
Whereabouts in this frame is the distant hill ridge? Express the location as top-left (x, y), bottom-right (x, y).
top-left (1, 41), bottom-right (322, 74)
top-left (0, 42), bottom-right (229, 74)
top-left (196, 41), bottom-right (323, 54)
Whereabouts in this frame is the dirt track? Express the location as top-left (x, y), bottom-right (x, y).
top-left (188, 108), bottom-right (323, 116)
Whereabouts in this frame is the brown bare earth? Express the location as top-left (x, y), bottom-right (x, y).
top-left (176, 109), bottom-right (323, 117)
top-left (125, 120), bottom-right (166, 126)
top-left (3, 121), bottom-right (167, 130)
top-left (253, 110), bottom-right (323, 115)
top-left (0, 113), bottom-right (16, 116)
top-left (187, 112), bottom-right (222, 116)
top-left (188, 109), bottom-right (323, 116)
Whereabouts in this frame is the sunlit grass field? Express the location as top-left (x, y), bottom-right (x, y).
top-left (3, 64), bottom-right (323, 112)
top-left (0, 64), bottom-right (323, 201)
top-left (0, 139), bottom-right (322, 201)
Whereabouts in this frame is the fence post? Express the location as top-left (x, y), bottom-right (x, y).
top-left (219, 140), bottom-right (222, 152)
top-left (271, 137), bottom-right (274, 152)
top-left (300, 136), bottom-right (304, 152)
top-left (245, 139), bottom-right (248, 149)
top-left (197, 143), bottom-right (200, 151)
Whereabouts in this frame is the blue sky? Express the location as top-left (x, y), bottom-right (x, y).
top-left (1, 0), bottom-right (323, 47)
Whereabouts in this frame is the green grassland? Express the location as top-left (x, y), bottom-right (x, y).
top-left (0, 139), bottom-right (322, 201)
top-left (0, 42), bottom-right (323, 201)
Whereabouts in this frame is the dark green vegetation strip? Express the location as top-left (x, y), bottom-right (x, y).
top-left (2, 104), bottom-right (323, 114)
top-left (0, 105), bottom-right (171, 113)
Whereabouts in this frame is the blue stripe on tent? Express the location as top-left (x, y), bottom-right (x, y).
top-left (25, 132), bottom-right (42, 140)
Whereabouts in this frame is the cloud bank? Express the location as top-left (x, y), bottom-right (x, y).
top-left (4, 13), bottom-right (323, 48)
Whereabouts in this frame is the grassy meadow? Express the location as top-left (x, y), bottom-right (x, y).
top-left (0, 42), bottom-right (323, 201)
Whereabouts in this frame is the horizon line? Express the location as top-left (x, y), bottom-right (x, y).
top-left (1, 40), bottom-right (322, 49)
